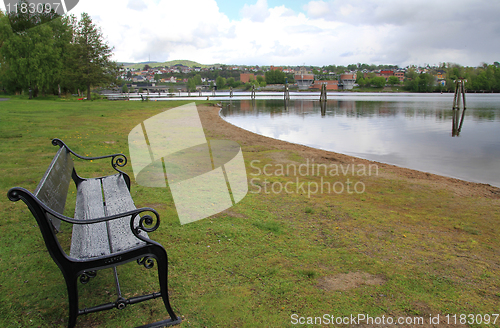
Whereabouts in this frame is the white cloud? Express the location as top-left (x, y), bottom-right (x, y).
top-left (240, 0), bottom-right (270, 22)
top-left (302, 0), bottom-right (330, 18)
top-left (66, 0), bottom-right (500, 67)
top-left (127, 0), bottom-right (147, 11)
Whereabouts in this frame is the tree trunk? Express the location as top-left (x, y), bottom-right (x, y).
top-left (87, 83), bottom-right (91, 101)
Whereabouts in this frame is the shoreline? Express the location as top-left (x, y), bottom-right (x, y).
top-left (197, 103), bottom-right (500, 199)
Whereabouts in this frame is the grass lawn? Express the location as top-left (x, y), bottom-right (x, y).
top-left (0, 96), bottom-right (499, 327)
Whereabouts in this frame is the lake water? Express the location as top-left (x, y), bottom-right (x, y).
top-left (220, 93), bottom-right (500, 188)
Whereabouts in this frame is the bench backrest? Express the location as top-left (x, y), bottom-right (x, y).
top-left (34, 146), bottom-right (74, 231)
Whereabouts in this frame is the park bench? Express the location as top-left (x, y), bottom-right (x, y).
top-left (7, 139), bottom-right (181, 328)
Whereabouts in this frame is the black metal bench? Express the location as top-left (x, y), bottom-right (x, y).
top-left (7, 139), bottom-right (181, 328)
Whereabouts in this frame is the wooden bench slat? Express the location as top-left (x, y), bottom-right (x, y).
top-left (102, 174), bottom-right (148, 253)
top-left (70, 179), bottom-right (110, 259)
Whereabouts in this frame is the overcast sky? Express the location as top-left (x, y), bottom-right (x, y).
top-left (3, 0), bottom-right (499, 67)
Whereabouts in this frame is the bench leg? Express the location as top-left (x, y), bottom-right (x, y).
top-left (155, 250), bottom-right (179, 322)
top-left (65, 275), bottom-right (79, 328)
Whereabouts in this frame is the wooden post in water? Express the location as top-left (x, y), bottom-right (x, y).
top-left (251, 85), bottom-right (256, 99)
top-left (284, 83), bottom-right (290, 101)
top-left (320, 83), bottom-right (327, 102)
top-left (230, 87), bottom-right (233, 98)
top-left (284, 83), bottom-right (290, 110)
top-left (452, 79), bottom-right (466, 110)
top-left (451, 79), bottom-right (467, 136)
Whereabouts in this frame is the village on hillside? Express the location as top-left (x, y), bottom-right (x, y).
top-left (118, 63), bottom-right (452, 92)
top-left (116, 63), bottom-right (472, 92)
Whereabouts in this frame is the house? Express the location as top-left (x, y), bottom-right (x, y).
top-left (310, 80), bottom-right (339, 90)
top-left (338, 73), bottom-right (356, 90)
top-left (435, 70), bottom-right (446, 80)
top-left (394, 71), bottom-right (405, 82)
top-left (378, 70), bottom-right (394, 81)
top-left (295, 74), bottom-right (314, 90)
top-left (132, 75), bottom-right (145, 82)
top-left (240, 73), bottom-right (255, 84)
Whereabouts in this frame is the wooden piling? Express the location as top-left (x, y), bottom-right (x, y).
top-left (452, 79), bottom-right (466, 110)
top-left (320, 84), bottom-right (327, 102)
top-left (284, 83), bottom-right (290, 101)
top-left (230, 87), bottom-right (233, 98)
top-left (251, 85), bottom-right (256, 99)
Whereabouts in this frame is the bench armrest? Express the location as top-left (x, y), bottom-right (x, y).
top-left (8, 187), bottom-right (161, 244)
top-left (52, 138), bottom-right (128, 172)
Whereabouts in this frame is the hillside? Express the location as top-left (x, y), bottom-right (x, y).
top-left (121, 60), bottom-right (211, 69)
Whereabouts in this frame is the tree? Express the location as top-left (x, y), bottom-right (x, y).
top-left (0, 11), bottom-right (68, 96)
top-left (369, 76), bottom-right (386, 88)
top-left (265, 69), bottom-right (285, 84)
top-left (194, 74), bottom-right (202, 85)
top-left (216, 76), bottom-right (226, 89)
top-left (387, 76), bottom-right (400, 86)
top-left (186, 77), bottom-right (196, 92)
top-left (71, 13), bottom-right (118, 100)
top-left (357, 77), bottom-right (367, 88)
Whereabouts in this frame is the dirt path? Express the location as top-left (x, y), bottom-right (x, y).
top-left (197, 103), bottom-right (500, 199)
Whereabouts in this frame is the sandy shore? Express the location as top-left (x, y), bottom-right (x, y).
top-left (197, 103), bottom-right (499, 199)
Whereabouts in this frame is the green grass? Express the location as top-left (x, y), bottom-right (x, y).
top-left (1, 96), bottom-right (499, 327)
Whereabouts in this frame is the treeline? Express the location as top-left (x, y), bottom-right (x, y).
top-left (0, 10), bottom-right (118, 99)
top-left (322, 63), bottom-right (399, 74)
top-left (350, 62), bottom-right (500, 92)
top-left (401, 64), bottom-right (500, 92)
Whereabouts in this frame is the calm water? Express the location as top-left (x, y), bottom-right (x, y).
top-left (220, 93), bottom-right (500, 187)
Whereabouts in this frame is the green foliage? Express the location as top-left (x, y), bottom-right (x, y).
top-left (187, 77), bottom-right (196, 92)
top-left (0, 11), bottom-right (118, 98)
top-left (4, 0), bottom-right (61, 34)
top-left (193, 74), bottom-right (202, 85)
top-left (387, 76), bottom-right (400, 86)
top-left (265, 69), bottom-right (286, 84)
top-left (71, 13), bottom-right (118, 100)
top-left (121, 84), bottom-right (128, 93)
top-left (216, 76), bottom-right (226, 89)
top-left (369, 76), bottom-right (386, 88)
top-left (226, 77), bottom-right (236, 88)
top-left (404, 73), bottom-right (435, 92)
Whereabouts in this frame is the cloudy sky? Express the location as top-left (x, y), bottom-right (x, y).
top-left (3, 0), bottom-right (499, 67)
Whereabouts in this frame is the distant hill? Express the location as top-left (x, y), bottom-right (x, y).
top-left (120, 60), bottom-right (210, 69)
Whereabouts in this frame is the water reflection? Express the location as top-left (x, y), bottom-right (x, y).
top-left (220, 95), bottom-right (500, 187)
top-left (452, 108), bottom-right (466, 137)
top-left (222, 97), bottom-right (500, 122)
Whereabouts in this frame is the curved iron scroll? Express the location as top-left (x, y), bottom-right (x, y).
top-left (137, 257), bottom-right (155, 269)
top-left (80, 271), bottom-right (97, 284)
top-left (52, 138), bottom-right (128, 176)
top-left (130, 211), bottom-right (161, 245)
